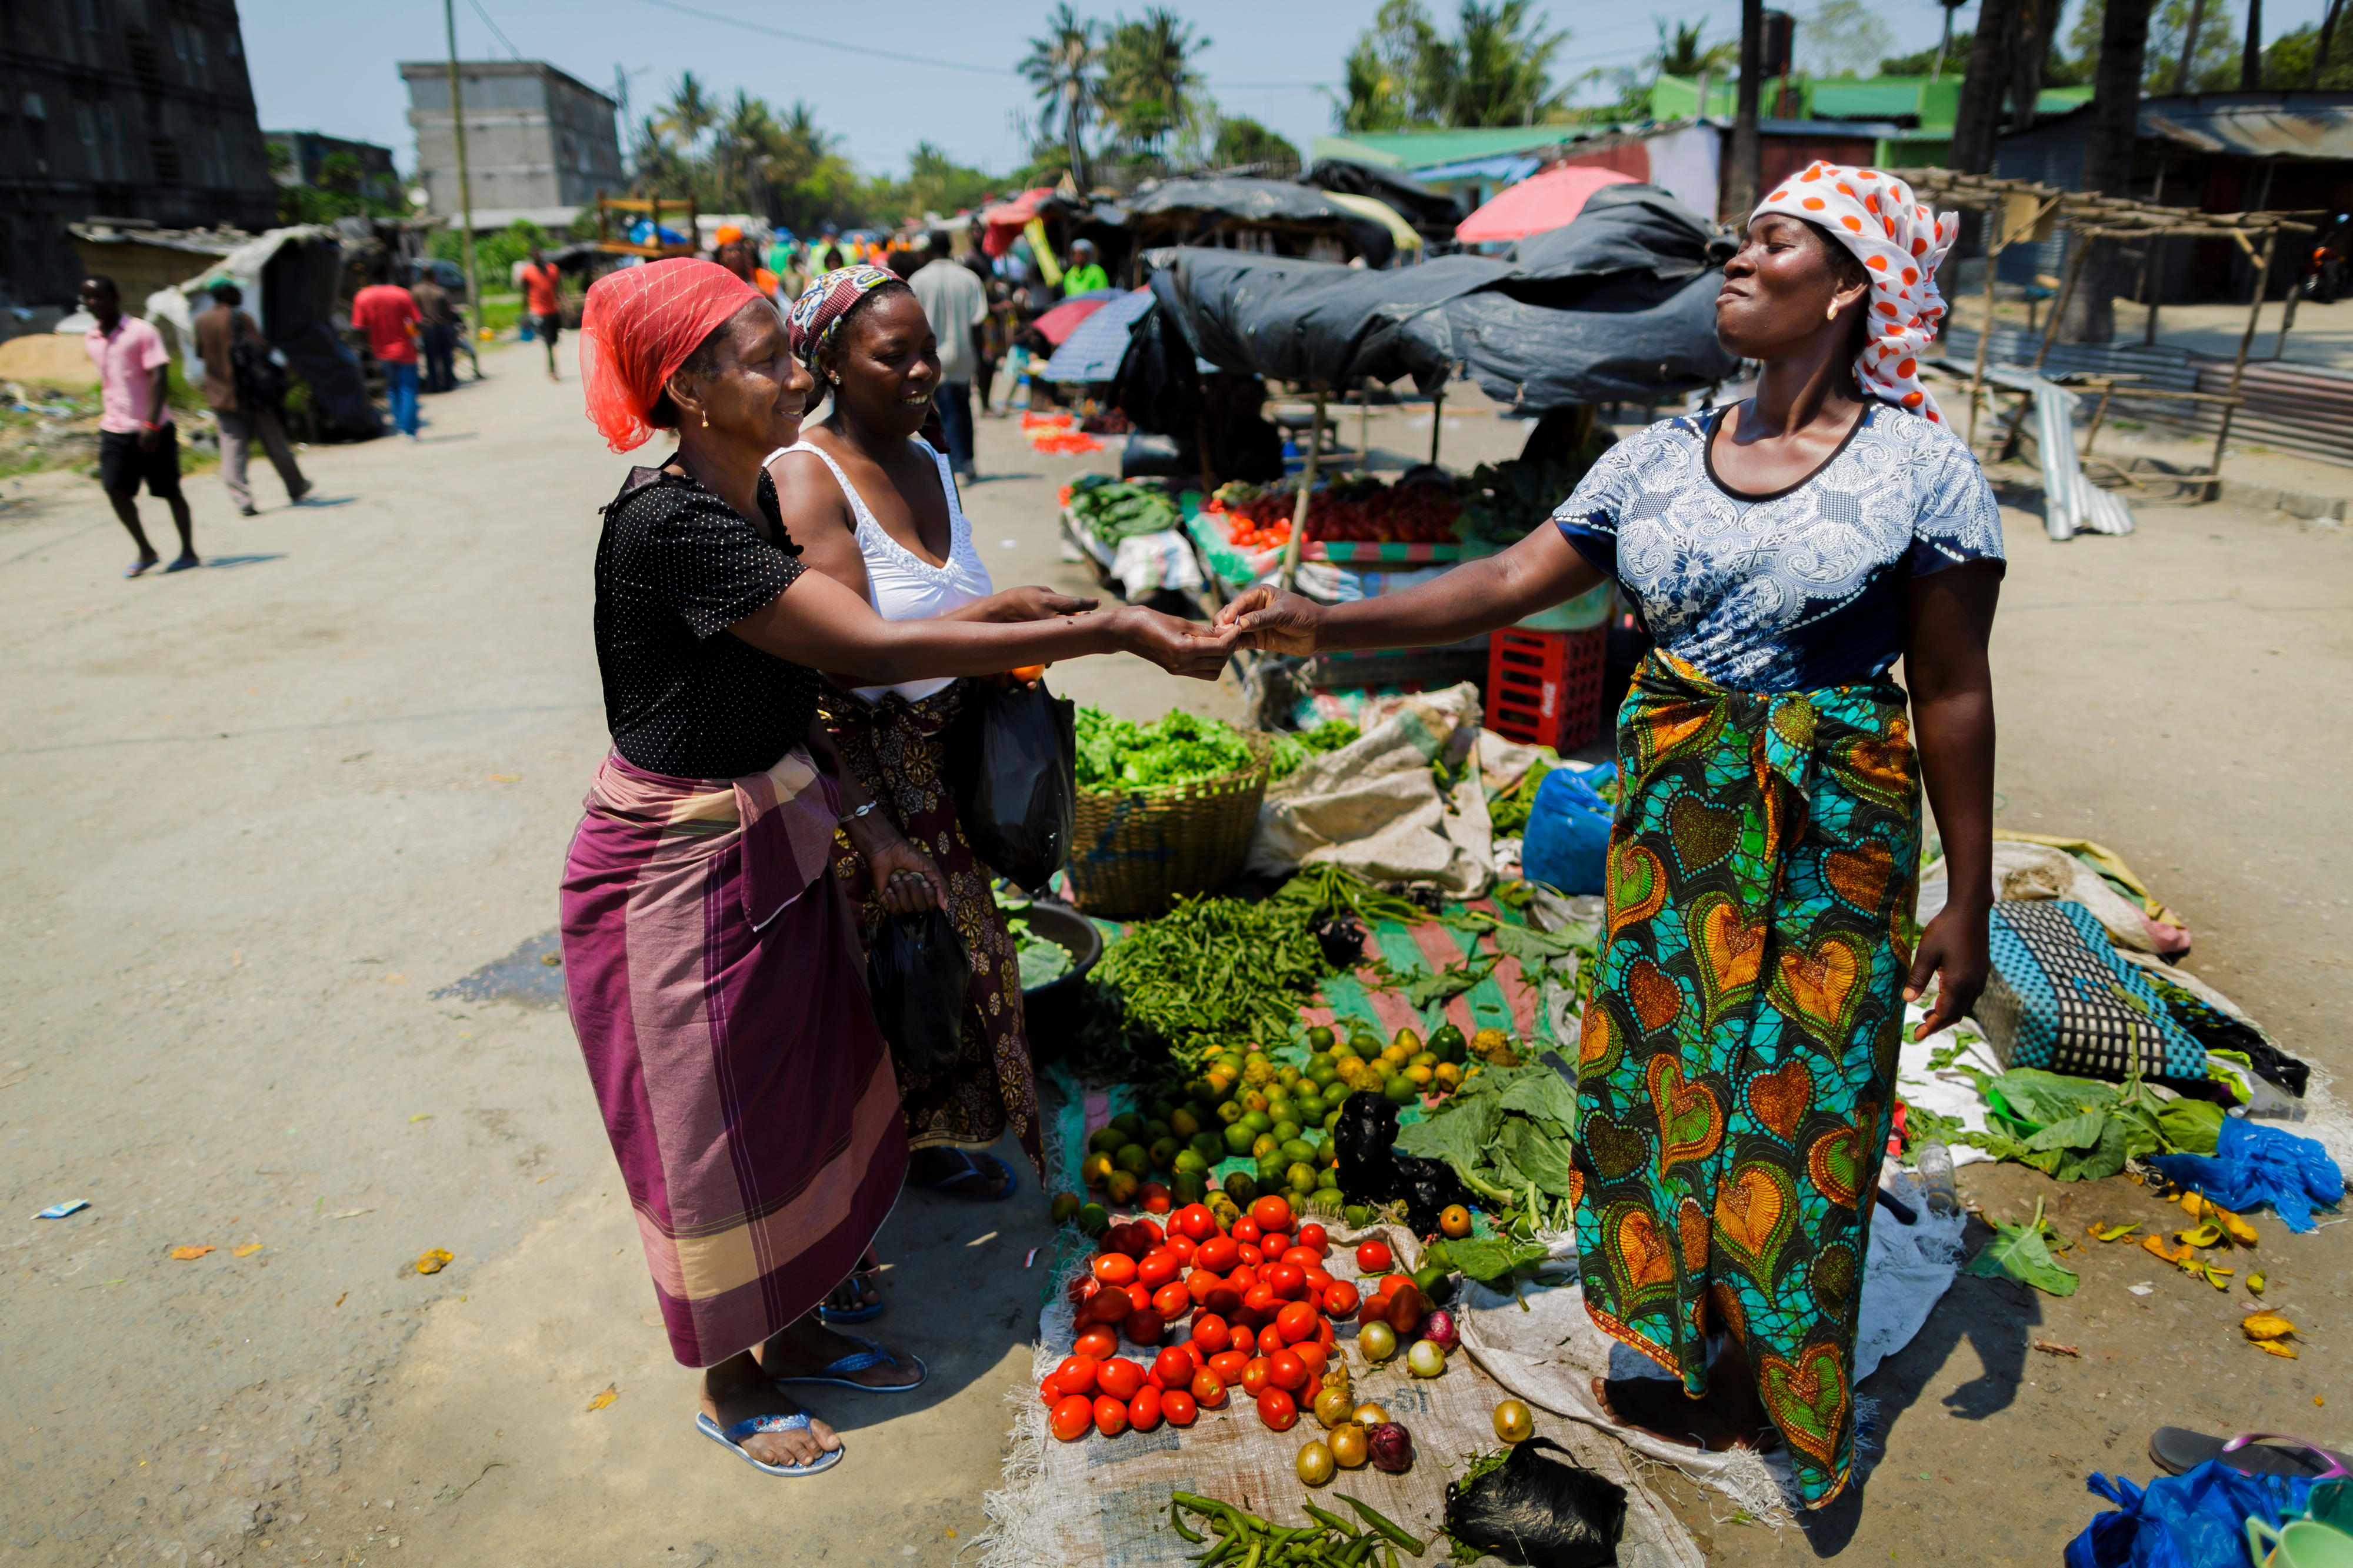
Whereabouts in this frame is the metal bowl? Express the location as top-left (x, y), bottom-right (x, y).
top-left (1018, 898), bottom-right (1103, 1053)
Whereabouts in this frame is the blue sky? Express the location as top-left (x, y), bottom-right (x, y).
top-left (241, 0), bottom-right (2335, 182)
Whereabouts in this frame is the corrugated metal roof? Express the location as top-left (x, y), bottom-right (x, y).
top-left (2140, 92), bottom-right (2353, 160)
top-left (1310, 127), bottom-right (1577, 172)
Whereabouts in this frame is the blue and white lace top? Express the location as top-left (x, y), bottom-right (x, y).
top-left (1551, 402), bottom-right (2004, 692)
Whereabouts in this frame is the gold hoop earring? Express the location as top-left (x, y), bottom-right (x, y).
top-left (701, 410), bottom-right (709, 428)
top-left (1827, 302), bottom-right (1839, 321)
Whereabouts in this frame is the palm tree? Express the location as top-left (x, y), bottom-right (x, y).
top-left (1103, 8), bottom-right (1208, 166)
top-left (1450, 1), bottom-right (1567, 126)
top-left (656, 71), bottom-right (717, 154)
top-left (714, 89), bottom-right (778, 212)
top-left (1021, 5), bottom-right (1102, 188)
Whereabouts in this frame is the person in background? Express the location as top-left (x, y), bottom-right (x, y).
top-left (81, 275), bottom-right (196, 576)
top-left (350, 258), bottom-right (423, 441)
top-left (519, 246), bottom-right (565, 382)
top-left (974, 279), bottom-right (1015, 418)
top-left (1061, 236), bottom-right (1109, 296)
top-left (714, 235), bottom-right (781, 301)
top-left (193, 279), bottom-right (310, 516)
top-left (907, 231), bottom-right (986, 482)
top-left (410, 268), bottom-right (461, 393)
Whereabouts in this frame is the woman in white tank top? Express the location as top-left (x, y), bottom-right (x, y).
top-left (768, 272), bottom-right (1094, 1277)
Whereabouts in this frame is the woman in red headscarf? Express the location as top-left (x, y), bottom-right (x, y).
top-left (561, 259), bottom-right (1231, 1477)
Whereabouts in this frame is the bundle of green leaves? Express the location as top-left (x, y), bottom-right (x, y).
top-left (1268, 718), bottom-right (1360, 781)
top-left (1074, 707), bottom-right (1258, 792)
top-left (1090, 895), bottom-right (1328, 1066)
top-left (1066, 475), bottom-right (1182, 545)
top-left (1395, 1060), bottom-right (1580, 1252)
top-left (1931, 1064), bottom-right (2227, 1182)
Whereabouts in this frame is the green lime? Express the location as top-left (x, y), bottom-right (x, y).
top-left (1222, 1122), bottom-right (1258, 1156)
top-left (1391, 1027), bottom-right (1423, 1054)
top-left (1049, 1192), bottom-right (1081, 1224)
top-left (1294, 1090), bottom-right (1327, 1120)
top-left (1342, 1204), bottom-right (1372, 1229)
top-left (1144, 1117), bottom-right (1172, 1143)
top-left (1111, 1111), bottom-right (1144, 1137)
top-left (1169, 1107), bottom-right (1202, 1140)
top-left (1251, 1132), bottom-right (1280, 1160)
top-left (1304, 1057), bottom-right (1339, 1087)
top-left (1324, 1108), bottom-right (1344, 1133)
top-left (1218, 1053), bottom-right (1245, 1075)
top-left (1307, 1025), bottom-right (1335, 1050)
top-left (1407, 1053), bottom-right (1435, 1072)
top-left (1317, 1166), bottom-right (1340, 1190)
top-left (1255, 1150), bottom-right (1288, 1184)
top-left (1264, 1095), bottom-right (1294, 1125)
top-left (1384, 1077), bottom-right (1419, 1106)
top-left (1147, 1096), bottom-right (1176, 1122)
top-left (1088, 1126), bottom-right (1126, 1155)
top-left (1279, 1137), bottom-right (1314, 1166)
top-left (1286, 1162), bottom-right (1318, 1195)
top-left (1173, 1148), bottom-right (1209, 1177)
top-left (1148, 1136), bottom-right (1179, 1170)
top-left (1079, 1202), bottom-right (1111, 1237)
top-left (1271, 1119), bottom-right (1302, 1145)
top-left (1242, 1109), bottom-right (1274, 1136)
top-left (1211, 1100), bottom-right (1241, 1126)
top-left (1276, 1064), bottom-right (1301, 1090)
top-left (1193, 1132), bottom-right (1227, 1162)
top-left (1223, 1171), bottom-right (1258, 1205)
top-left (1172, 1171), bottom-right (1208, 1206)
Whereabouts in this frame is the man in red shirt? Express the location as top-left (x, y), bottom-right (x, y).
top-left (349, 258), bottom-right (422, 440)
top-left (519, 247), bottom-right (564, 382)
top-left (81, 274), bottom-right (196, 576)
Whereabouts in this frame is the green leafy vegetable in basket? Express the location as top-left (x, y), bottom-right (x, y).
top-left (992, 886), bottom-right (1075, 989)
top-left (1074, 707), bottom-right (1257, 792)
top-left (1091, 895), bottom-right (1327, 1066)
top-left (1268, 717), bottom-right (1359, 780)
top-left (1066, 475), bottom-right (1181, 545)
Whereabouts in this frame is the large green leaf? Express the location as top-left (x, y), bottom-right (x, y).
top-left (1498, 1117), bottom-right (1579, 1199)
top-left (1497, 1069), bottom-right (1579, 1129)
top-left (1403, 956), bottom-right (1498, 1010)
top-left (1423, 1235), bottom-right (1551, 1285)
top-left (2024, 1110), bottom-right (2111, 1153)
top-left (1961, 1199), bottom-right (2079, 1296)
top-left (1395, 1092), bottom-right (1501, 1184)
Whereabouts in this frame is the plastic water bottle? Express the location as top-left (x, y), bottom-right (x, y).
top-left (1915, 1142), bottom-right (1959, 1216)
top-left (2239, 1079), bottom-right (2308, 1123)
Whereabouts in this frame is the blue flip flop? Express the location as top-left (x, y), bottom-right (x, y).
top-left (772, 1334), bottom-right (927, 1394)
top-left (816, 1252), bottom-right (885, 1325)
top-left (909, 1150), bottom-right (1018, 1202)
top-left (694, 1410), bottom-right (843, 1477)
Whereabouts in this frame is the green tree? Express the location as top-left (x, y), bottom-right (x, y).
top-left (1332, 0), bottom-right (1567, 130)
top-left (1102, 8), bottom-right (1209, 168)
top-left (2067, 0), bottom-right (2238, 90)
top-left (1656, 18), bottom-right (1738, 75)
top-left (271, 145), bottom-right (405, 225)
top-left (1879, 32), bottom-right (1971, 74)
top-left (2262, 21), bottom-right (2353, 86)
top-left (656, 72), bottom-right (718, 152)
top-left (1021, 5), bottom-right (1104, 187)
top-left (1210, 115), bottom-right (1302, 175)
top-left (1451, 1), bottom-right (1568, 124)
top-left (1798, 0), bottom-right (1895, 76)
top-left (868, 142), bottom-right (1001, 226)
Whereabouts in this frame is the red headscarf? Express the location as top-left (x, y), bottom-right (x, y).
top-left (579, 258), bottom-right (759, 453)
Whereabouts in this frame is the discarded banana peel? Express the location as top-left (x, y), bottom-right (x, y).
top-left (2256, 1341), bottom-right (2300, 1359)
top-left (2180, 1192), bottom-right (2259, 1247)
top-left (2175, 1223), bottom-right (2226, 1249)
top-left (2143, 1234), bottom-right (2200, 1270)
top-left (2088, 1220), bottom-right (2141, 1242)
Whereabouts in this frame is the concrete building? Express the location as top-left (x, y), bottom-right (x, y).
top-left (399, 60), bottom-right (624, 231)
top-left (0, 0), bottom-right (278, 308)
top-left (265, 129), bottom-right (400, 203)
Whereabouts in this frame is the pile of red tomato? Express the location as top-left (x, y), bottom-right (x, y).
top-left (1204, 485), bottom-right (1462, 549)
top-left (1044, 1195), bottom-right (1428, 1443)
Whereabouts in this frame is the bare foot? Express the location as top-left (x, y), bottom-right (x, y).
top-left (1592, 1375), bottom-right (1781, 1453)
top-left (701, 1358), bottom-right (839, 1470)
top-left (759, 1315), bottom-right (923, 1391)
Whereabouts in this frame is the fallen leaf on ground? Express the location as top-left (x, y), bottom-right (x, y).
top-left (1962, 1197), bottom-right (2078, 1296)
top-left (488, 773), bottom-right (521, 782)
top-left (2203, 1265), bottom-right (2234, 1290)
top-left (2087, 1221), bottom-right (2141, 1242)
top-left (409, 1113), bottom-right (434, 1123)
top-left (2181, 1193), bottom-right (2259, 1246)
top-left (2257, 1342), bottom-right (2300, 1359)
top-left (586, 1384), bottom-right (618, 1412)
top-left (2242, 1312), bottom-right (2298, 1342)
top-left (2032, 1340), bottom-right (2080, 1357)
top-left (2142, 1235), bottom-right (2197, 1269)
top-left (2175, 1223), bottom-right (2225, 1249)
top-left (329, 1208), bottom-right (374, 1220)
top-left (171, 1245), bottom-right (214, 1260)
top-left (232, 1243), bottom-right (264, 1258)
top-left (334, 1292), bottom-right (348, 1307)
top-left (2249, 1272), bottom-right (2268, 1294)
top-left (414, 1247), bottom-right (454, 1275)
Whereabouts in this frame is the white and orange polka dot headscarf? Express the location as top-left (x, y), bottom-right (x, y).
top-left (1753, 163), bottom-right (1957, 423)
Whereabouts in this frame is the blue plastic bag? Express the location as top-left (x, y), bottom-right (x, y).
top-left (2146, 1117), bottom-right (2345, 1233)
top-left (2065, 1460), bottom-right (2317, 1568)
top-left (1521, 763), bottom-right (1616, 896)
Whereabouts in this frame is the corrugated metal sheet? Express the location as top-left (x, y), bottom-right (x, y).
top-left (2139, 92), bottom-right (2353, 162)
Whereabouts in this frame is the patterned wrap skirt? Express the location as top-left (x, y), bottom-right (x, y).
top-left (559, 748), bottom-right (909, 1367)
top-left (820, 680), bottom-right (1045, 1177)
top-left (1572, 649), bottom-right (1921, 1508)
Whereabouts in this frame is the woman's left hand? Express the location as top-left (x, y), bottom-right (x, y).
top-left (985, 585), bottom-right (1099, 622)
top-left (864, 835), bottom-right (949, 916)
top-left (1905, 903), bottom-right (1990, 1039)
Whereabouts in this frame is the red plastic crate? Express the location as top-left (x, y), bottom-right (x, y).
top-left (1484, 626), bottom-right (1608, 751)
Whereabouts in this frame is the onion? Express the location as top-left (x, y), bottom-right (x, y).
top-left (1406, 1337), bottom-right (1447, 1378)
top-left (1422, 1309), bottom-right (1459, 1352)
top-left (1358, 1320), bottom-right (1398, 1362)
top-left (1368, 1421), bottom-right (1414, 1473)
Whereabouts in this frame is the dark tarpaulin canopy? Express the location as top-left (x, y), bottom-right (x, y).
top-left (1132, 183), bottom-right (1739, 414)
top-left (1299, 158), bottom-right (1465, 238)
top-left (1125, 176), bottom-right (1399, 269)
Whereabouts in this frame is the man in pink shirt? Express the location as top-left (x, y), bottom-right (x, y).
top-left (82, 275), bottom-right (197, 577)
top-left (349, 258), bottom-right (422, 440)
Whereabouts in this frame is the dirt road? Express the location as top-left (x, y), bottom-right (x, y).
top-left (1, 345), bottom-right (2346, 1567)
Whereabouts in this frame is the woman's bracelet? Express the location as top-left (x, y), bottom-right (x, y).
top-left (841, 799), bottom-right (884, 826)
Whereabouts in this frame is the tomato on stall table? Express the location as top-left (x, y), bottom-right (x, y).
top-left (1230, 1217), bottom-right (1262, 1246)
top-left (1267, 1349), bottom-right (1308, 1392)
top-left (1189, 1313), bottom-right (1231, 1356)
top-left (1175, 1203), bottom-right (1219, 1242)
top-left (1229, 1323), bottom-right (1258, 1357)
top-left (1039, 1377), bottom-right (1059, 1406)
top-left (1093, 1394), bottom-right (1128, 1437)
top-left (1136, 1252), bottom-right (1179, 1292)
top-left (1296, 1223), bottom-right (1329, 1255)
top-left (1257, 1387), bottom-right (1298, 1432)
top-left (1152, 1346), bottom-right (1194, 1389)
top-left (1165, 1233), bottom-right (1196, 1266)
top-left (1260, 1233), bottom-right (1292, 1260)
top-left (1054, 1355), bottom-right (1099, 1396)
top-left (1132, 1217), bottom-right (1166, 1247)
top-left (1050, 1394), bottom-right (1094, 1442)
top-left (1181, 1340), bottom-right (1206, 1372)
top-left (1251, 1195), bottom-right (1293, 1232)
top-left (1199, 1277), bottom-right (1244, 1317)
top-left (1279, 1246), bottom-right (1319, 1273)
top-left (1108, 1224), bottom-right (1150, 1259)
top-left (1293, 1342), bottom-right (1328, 1380)
top-left (1239, 1357), bottom-right (1274, 1397)
top-left (1302, 1266), bottom-right (1335, 1295)
top-left (1190, 1367), bottom-right (1228, 1408)
top-left (1237, 1243), bottom-right (1264, 1269)
top-left (1208, 1350), bottom-right (1249, 1385)
top-left (1356, 1239), bottom-right (1394, 1275)
top-left (1152, 1282), bottom-right (1191, 1319)
top-left (1093, 1250), bottom-right (1136, 1287)
top-left (1123, 1307), bottom-right (1166, 1346)
top-left (1264, 1263), bottom-right (1305, 1300)
top-left (1096, 1357), bottom-right (1146, 1402)
top-left (1383, 1281), bottom-right (1426, 1336)
top-left (1275, 1300), bottom-right (1320, 1344)
top-left (1324, 1281), bottom-right (1361, 1317)
top-left (1162, 1388), bottom-right (1198, 1426)
top-left (1074, 1325), bottom-right (1118, 1362)
top-left (1139, 1183), bottom-right (1172, 1216)
top-left (1243, 1284), bottom-right (1278, 1320)
top-left (1196, 1236), bottom-right (1241, 1274)
top-left (1128, 1385), bottom-right (1163, 1432)
top-left (1125, 1282), bottom-right (1154, 1314)
top-left (1085, 1289), bottom-right (1130, 1327)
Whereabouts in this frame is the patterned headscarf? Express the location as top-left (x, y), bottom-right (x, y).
top-left (579, 258), bottom-right (759, 452)
top-left (786, 265), bottom-right (898, 373)
top-left (1751, 163), bottom-right (1958, 423)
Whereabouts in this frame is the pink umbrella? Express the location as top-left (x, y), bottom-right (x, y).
top-left (1030, 293), bottom-right (1112, 346)
top-left (1455, 165), bottom-right (1641, 244)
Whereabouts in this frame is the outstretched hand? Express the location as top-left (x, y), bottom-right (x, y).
top-left (1905, 904), bottom-right (1990, 1040)
top-left (1118, 606), bottom-right (1240, 680)
top-left (864, 834), bottom-right (949, 916)
top-left (986, 585), bottom-right (1099, 622)
top-left (1214, 585), bottom-right (1324, 656)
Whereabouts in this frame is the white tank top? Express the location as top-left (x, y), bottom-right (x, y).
top-left (770, 435), bottom-right (993, 703)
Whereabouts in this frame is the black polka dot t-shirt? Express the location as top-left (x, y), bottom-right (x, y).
top-left (594, 464), bottom-right (819, 780)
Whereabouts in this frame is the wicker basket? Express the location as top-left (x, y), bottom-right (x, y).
top-left (1065, 735), bottom-right (1272, 919)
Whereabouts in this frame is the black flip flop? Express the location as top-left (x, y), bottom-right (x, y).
top-left (2148, 1428), bottom-right (2353, 1480)
top-left (908, 1150), bottom-right (1017, 1202)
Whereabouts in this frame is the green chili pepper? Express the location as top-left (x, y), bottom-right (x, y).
top-left (1241, 1540), bottom-right (1264, 1568)
top-left (1335, 1494), bottom-right (1425, 1554)
top-left (1171, 1500), bottom-right (1206, 1544)
top-left (1301, 1502), bottom-right (1359, 1538)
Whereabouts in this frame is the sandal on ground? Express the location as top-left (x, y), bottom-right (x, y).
top-left (694, 1410), bottom-right (843, 1477)
top-left (771, 1333), bottom-right (926, 1394)
top-left (2149, 1428), bottom-right (2352, 1480)
top-left (123, 559), bottom-right (157, 579)
top-left (818, 1250), bottom-right (885, 1325)
top-left (163, 554), bottom-right (201, 573)
top-left (909, 1149), bottom-right (1018, 1202)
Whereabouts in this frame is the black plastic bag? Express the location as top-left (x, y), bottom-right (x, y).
top-left (1335, 1090), bottom-right (1471, 1235)
top-left (866, 910), bottom-right (970, 1078)
top-left (948, 679), bottom-right (1075, 895)
top-left (1445, 1437), bottom-right (1627, 1568)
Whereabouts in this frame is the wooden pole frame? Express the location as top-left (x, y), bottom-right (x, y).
top-left (1278, 390), bottom-right (1326, 593)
